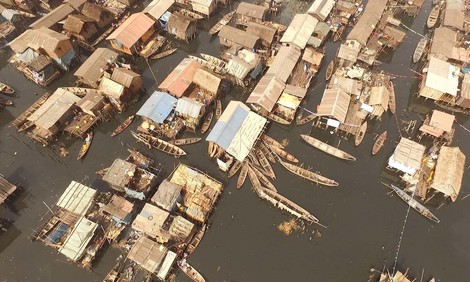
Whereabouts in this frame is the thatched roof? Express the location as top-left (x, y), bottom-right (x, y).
top-left (431, 146), bottom-right (465, 201)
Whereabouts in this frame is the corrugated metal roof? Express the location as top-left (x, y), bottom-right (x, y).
top-left (425, 56), bottom-right (460, 96)
top-left (245, 22), bottom-right (276, 45)
top-left (111, 67), bottom-right (141, 88)
top-left (59, 216), bottom-right (97, 261)
top-left (337, 42), bottom-right (361, 62)
top-left (128, 236), bottom-right (167, 273)
top-left (428, 110), bottom-right (454, 133)
top-left (247, 74), bottom-right (285, 112)
top-left (137, 91), bottom-right (177, 124)
top-left (346, 0), bottom-right (388, 46)
top-left (443, 0), bottom-right (464, 30)
top-left (107, 13), bottom-right (155, 48)
top-left (143, 0), bottom-right (174, 20)
top-left (159, 58), bottom-right (201, 97)
top-left (56, 181), bottom-right (97, 216)
top-left (461, 74), bottom-right (470, 99)
top-left (236, 2), bottom-right (267, 19)
top-left (30, 4), bottom-right (75, 29)
top-left (429, 27), bottom-right (456, 59)
top-left (27, 88), bottom-right (80, 130)
top-left (283, 84), bottom-right (307, 98)
top-left (219, 25), bottom-right (260, 49)
top-left (317, 88), bottom-right (350, 123)
top-left (132, 203), bottom-right (169, 238)
top-left (266, 45), bottom-right (301, 83)
top-left (280, 14), bottom-right (318, 49)
top-left (151, 179), bottom-right (182, 211)
top-left (369, 85), bottom-right (390, 109)
top-left (388, 137), bottom-right (425, 175)
top-left (431, 146), bottom-right (465, 202)
top-left (192, 68), bottom-right (221, 94)
top-left (307, 0), bottom-right (335, 21)
top-left (330, 76), bottom-right (363, 96)
top-left (74, 48), bottom-right (118, 86)
top-left (175, 97), bottom-right (203, 118)
top-left (9, 27), bottom-right (71, 56)
top-left (103, 159), bottom-right (136, 188)
top-left (206, 101), bottom-right (266, 161)
top-left (226, 56), bottom-right (252, 79)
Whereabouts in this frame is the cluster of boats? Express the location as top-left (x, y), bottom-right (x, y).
top-left (0, 82), bottom-right (14, 106)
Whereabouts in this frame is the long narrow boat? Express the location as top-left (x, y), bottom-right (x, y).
top-left (132, 132), bottom-right (186, 157)
top-left (186, 224), bottom-right (206, 255)
top-left (201, 53), bottom-right (225, 68)
top-left (325, 60), bottom-right (335, 81)
top-left (388, 184), bottom-right (439, 223)
top-left (111, 115), bottom-right (134, 137)
top-left (247, 165), bottom-right (262, 192)
top-left (227, 160), bottom-right (242, 178)
top-left (215, 100), bottom-right (222, 119)
top-left (261, 134), bottom-right (285, 149)
top-left (296, 114), bottom-right (318, 126)
top-left (237, 164), bottom-right (248, 189)
top-left (173, 137), bottom-right (201, 146)
top-left (412, 37), bottom-right (428, 63)
top-left (140, 35), bottom-right (166, 58)
top-left (427, 5), bottom-right (440, 29)
top-left (258, 141), bottom-right (276, 163)
top-left (266, 112), bottom-right (291, 125)
top-left (252, 166), bottom-right (277, 192)
top-left (178, 262), bottom-right (206, 282)
top-left (280, 160), bottom-right (339, 187)
top-left (333, 25), bottom-right (345, 42)
top-left (269, 145), bottom-right (299, 163)
top-left (354, 121), bottom-right (367, 146)
top-left (208, 11), bottom-right (235, 35)
top-left (301, 134), bottom-right (356, 161)
top-left (372, 131), bottom-right (387, 155)
top-left (150, 48), bottom-right (177, 60)
top-left (77, 132), bottom-right (93, 160)
top-left (247, 151), bottom-right (261, 167)
top-left (257, 187), bottom-right (325, 227)
top-left (388, 81), bottom-right (396, 114)
top-left (0, 82), bottom-right (14, 95)
top-left (0, 96), bottom-right (13, 106)
top-left (255, 148), bottom-right (276, 179)
top-left (207, 141), bottom-right (217, 157)
top-left (200, 110), bottom-right (213, 134)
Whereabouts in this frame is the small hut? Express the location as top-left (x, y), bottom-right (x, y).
top-left (151, 179), bottom-right (182, 212)
top-left (190, 0), bottom-right (215, 17)
top-left (235, 2), bottom-right (267, 25)
top-left (74, 48), bottom-right (118, 88)
top-left (167, 13), bottom-right (197, 41)
top-left (388, 138), bottom-right (425, 175)
top-left (218, 25), bottom-right (260, 50)
top-left (75, 91), bottom-right (106, 116)
top-left (430, 146), bottom-right (465, 202)
top-left (317, 88), bottom-right (351, 125)
top-left (127, 237), bottom-right (173, 274)
top-left (159, 58), bottom-right (201, 97)
top-left (245, 21), bottom-right (276, 48)
top-left (247, 74), bottom-right (285, 113)
top-left (81, 3), bottom-right (114, 29)
top-left (192, 67), bottom-right (222, 102)
top-left (63, 14), bottom-right (98, 41)
top-left (132, 203), bottom-right (170, 241)
top-left (111, 68), bottom-right (144, 95)
top-left (419, 110), bottom-right (455, 141)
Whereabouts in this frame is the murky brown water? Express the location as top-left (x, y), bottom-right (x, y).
top-left (1, 1), bottom-right (469, 281)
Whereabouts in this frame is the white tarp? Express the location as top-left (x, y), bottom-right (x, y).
top-left (59, 216), bottom-right (97, 261)
top-left (56, 181), bottom-right (97, 216)
top-left (157, 251), bottom-right (177, 280)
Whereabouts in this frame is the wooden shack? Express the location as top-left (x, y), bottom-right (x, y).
top-left (192, 67), bottom-right (222, 102)
top-left (75, 91), bottom-right (106, 116)
top-left (218, 25), bottom-right (260, 49)
top-left (430, 146), bottom-right (465, 202)
top-left (167, 13), bottom-right (197, 41)
top-left (190, 0), bottom-right (216, 17)
top-left (81, 2), bottom-right (115, 29)
top-left (159, 58), bottom-right (201, 98)
top-left (63, 14), bottom-right (98, 41)
top-left (24, 53), bottom-right (61, 86)
top-left (111, 67), bottom-right (143, 95)
top-left (106, 13), bottom-right (155, 55)
top-left (245, 21), bottom-right (276, 48)
top-left (74, 48), bottom-right (118, 88)
top-left (29, 3), bottom-right (75, 30)
top-left (235, 2), bottom-right (267, 25)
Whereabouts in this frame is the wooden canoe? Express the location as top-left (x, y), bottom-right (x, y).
top-left (412, 37), bottom-right (428, 63)
top-left (208, 141), bottom-right (218, 157)
top-left (258, 141), bottom-right (276, 163)
top-left (387, 184), bottom-right (439, 223)
top-left (255, 148), bottom-right (276, 179)
top-left (201, 53), bottom-right (225, 68)
top-left (247, 151), bottom-right (261, 167)
top-left (186, 224), bottom-right (206, 255)
top-left (209, 11), bottom-right (235, 35)
top-left (261, 134), bottom-right (285, 149)
top-left (178, 261), bottom-right (206, 282)
top-left (266, 112), bottom-right (291, 125)
top-left (140, 35), bottom-right (166, 58)
top-left (333, 25), bottom-right (345, 42)
top-left (132, 132), bottom-right (186, 157)
top-left (77, 132), bottom-right (93, 160)
top-left (0, 82), bottom-right (14, 95)
top-left (269, 145), bottom-right (299, 163)
top-left (325, 60), bottom-right (335, 81)
top-left (427, 5), bottom-right (440, 29)
top-left (252, 166), bottom-right (277, 192)
top-left (300, 134), bottom-right (356, 161)
top-left (388, 81), bottom-right (396, 114)
top-left (372, 131), bottom-right (387, 155)
top-left (280, 160), bottom-right (339, 187)
top-left (247, 165), bottom-right (262, 193)
top-left (111, 115), bottom-right (134, 137)
top-left (150, 48), bottom-right (177, 60)
top-left (354, 121), bottom-right (367, 146)
top-left (237, 164), bottom-right (248, 189)
top-left (296, 114), bottom-right (318, 126)
top-left (227, 160), bottom-right (242, 178)
top-left (0, 96), bottom-right (13, 106)
top-left (201, 110), bottom-right (213, 134)
top-left (215, 100), bottom-right (222, 119)
top-left (173, 137), bottom-right (201, 146)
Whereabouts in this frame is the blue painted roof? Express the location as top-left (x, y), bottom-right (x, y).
top-left (137, 91), bottom-right (177, 124)
top-left (206, 103), bottom-right (249, 150)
